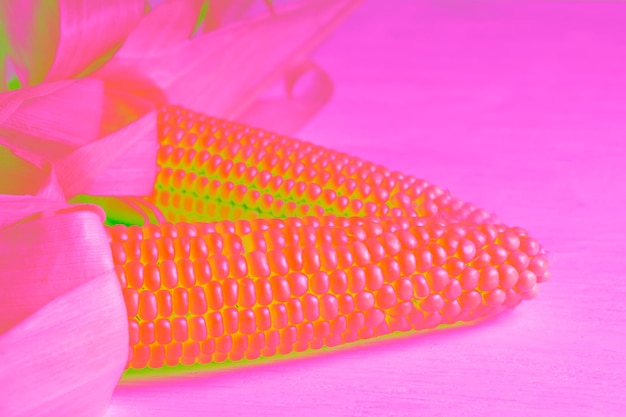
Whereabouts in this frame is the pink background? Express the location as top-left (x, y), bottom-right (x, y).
top-left (105, 1), bottom-right (626, 416)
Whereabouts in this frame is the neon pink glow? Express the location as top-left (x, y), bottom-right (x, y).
top-left (1, 1), bottom-right (623, 417)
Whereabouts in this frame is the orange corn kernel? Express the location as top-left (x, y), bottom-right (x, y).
top-left (110, 215), bottom-right (548, 369)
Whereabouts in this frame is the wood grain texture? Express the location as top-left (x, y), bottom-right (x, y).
top-left (104, 1), bottom-right (626, 416)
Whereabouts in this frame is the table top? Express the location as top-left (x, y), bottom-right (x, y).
top-left (105, 1), bottom-right (626, 416)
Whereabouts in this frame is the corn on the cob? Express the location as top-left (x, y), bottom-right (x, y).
top-left (108, 106), bottom-right (548, 369)
top-left (149, 106), bottom-right (495, 224)
top-left (109, 216), bottom-right (548, 369)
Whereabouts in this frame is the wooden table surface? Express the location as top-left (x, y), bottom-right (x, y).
top-left (105, 2), bottom-right (626, 416)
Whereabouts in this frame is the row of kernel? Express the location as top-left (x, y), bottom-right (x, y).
top-left (113, 215), bottom-right (546, 285)
top-left (153, 187), bottom-right (267, 223)
top-left (114, 214), bottom-right (537, 290)
top-left (131, 243), bottom-right (524, 319)
top-left (154, 182), bottom-right (328, 223)
top-left (126, 311), bottom-right (389, 368)
top-left (155, 146), bottom-right (404, 223)
top-left (152, 165), bottom-right (398, 222)
top-left (157, 147), bottom-right (392, 212)
top-left (126, 287), bottom-right (480, 369)
top-left (155, 145), bottom-right (405, 219)
top-left (158, 107), bottom-right (403, 194)
top-left (153, 152), bottom-right (482, 224)
top-left (117, 252), bottom-right (539, 325)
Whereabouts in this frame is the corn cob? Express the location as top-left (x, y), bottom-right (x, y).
top-left (108, 105), bottom-right (548, 369)
top-left (109, 215), bottom-right (549, 369)
top-left (149, 106), bottom-right (495, 224)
